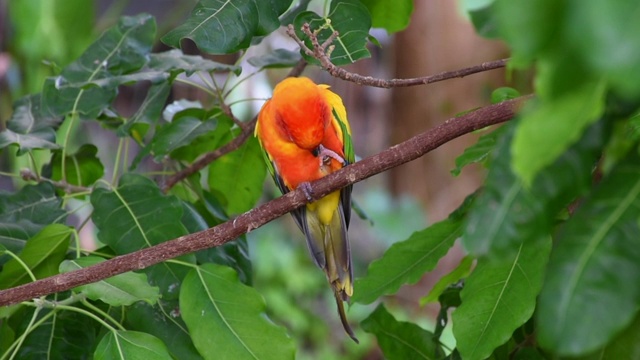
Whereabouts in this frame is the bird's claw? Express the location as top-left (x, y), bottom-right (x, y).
top-left (298, 182), bottom-right (314, 202)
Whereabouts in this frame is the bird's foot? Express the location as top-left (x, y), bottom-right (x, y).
top-left (314, 144), bottom-right (345, 167)
top-left (298, 182), bottom-right (314, 202)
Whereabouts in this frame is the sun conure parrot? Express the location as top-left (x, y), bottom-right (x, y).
top-left (255, 77), bottom-right (358, 343)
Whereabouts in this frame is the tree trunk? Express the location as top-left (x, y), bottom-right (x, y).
top-left (391, 0), bottom-right (506, 221)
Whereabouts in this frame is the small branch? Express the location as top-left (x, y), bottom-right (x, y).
top-left (161, 120), bottom-right (256, 192)
top-left (0, 96), bottom-right (528, 307)
top-left (161, 58), bottom-right (308, 193)
top-left (287, 23), bottom-right (508, 88)
top-left (20, 168), bottom-right (90, 194)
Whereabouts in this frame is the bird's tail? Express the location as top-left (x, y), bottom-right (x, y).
top-left (334, 289), bottom-right (359, 344)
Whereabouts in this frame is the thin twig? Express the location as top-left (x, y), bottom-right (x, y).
top-left (287, 23), bottom-right (508, 88)
top-left (0, 96), bottom-right (529, 307)
top-left (161, 58), bottom-right (308, 193)
top-left (20, 168), bottom-right (90, 194)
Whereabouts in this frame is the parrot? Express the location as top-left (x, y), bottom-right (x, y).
top-left (255, 76), bottom-right (358, 343)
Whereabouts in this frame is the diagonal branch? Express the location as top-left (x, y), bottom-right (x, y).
top-left (0, 96), bottom-right (529, 307)
top-left (287, 23), bottom-right (508, 88)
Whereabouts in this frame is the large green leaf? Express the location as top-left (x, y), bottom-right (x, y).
top-left (162, 0), bottom-right (290, 54)
top-left (0, 183), bottom-right (66, 261)
top-left (361, 304), bottom-right (440, 360)
top-left (0, 95), bottom-right (63, 154)
top-left (94, 330), bottom-right (173, 360)
top-left (8, 0), bottom-right (94, 87)
top-left (207, 136), bottom-right (266, 215)
top-left (568, 1), bottom-right (640, 96)
top-left (581, 313), bottom-right (640, 360)
top-left (48, 144), bottom-right (104, 188)
top-left (537, 153), bottom-right (640, 355)
top-left (59, 256), bottom-right (160, 306)
top-left (17, 307), bottom-right (98, 360)
top-left (41, 14), bottom-right (156, 118)
top-left (352, 216), bottom-right (462, 305)
top-left (494, 0), bottom-right (564, 66)
top-left (90, 174), bottom-right (192, 298)
top-left (294, 0), bottom-right (371, 66)
top-left (0, 224), bottom-right (72, 289)
top-left (125, 301), bottom-right (203, 360)
top-left (511, 82), bottom-right (606, 186)
top-left (463, 120), bottom-right (608, 256)
top-left (452, 237), bottom-right (551, 360)
top-left (255, 0), bottom-right (295, 34)
top-left (359, 0), bottom-right (413, 33)
top-left (180, 264), bottom-right (295, 360)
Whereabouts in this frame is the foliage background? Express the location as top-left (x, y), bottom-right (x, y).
top-left (1, 0), bottom-right (639, 359)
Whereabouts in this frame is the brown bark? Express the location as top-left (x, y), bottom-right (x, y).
top-left (391, 1), bottom-right (507, 221)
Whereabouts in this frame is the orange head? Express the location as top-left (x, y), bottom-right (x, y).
top-left (270, 77), bottom-right (331, 150)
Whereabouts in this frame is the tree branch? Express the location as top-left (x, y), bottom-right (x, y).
top-left (0, 96), bottom-right (528, 307)
top-left (20, 168), bottom-right (90, 194)
top-left (287, 23), bottom-right (508, 88)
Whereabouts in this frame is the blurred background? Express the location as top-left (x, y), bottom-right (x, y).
top-left (0, 0), bottom-right (510, 358)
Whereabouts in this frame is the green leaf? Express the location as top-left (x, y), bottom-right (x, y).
top-left (207, 136), bottom-right (266, 215)
top-left (162, 0), bottom-right (276, 54)
top-left (247, 49), bottom-right (302, 69)
top-left (151, 111), bottom-right (220, 161)
top-left (0, 95), bottom-right (62, 154)
top-left (490, 87), bottom-right (521, 104)
top-left (586, 312), bottom-right (640, 360)
top-left (463, 120), bottom-right (608, 256)
top-left (148, 49), bottom-right (242, 76)
top-left (182, 200), bottom-right (253, 285)
top-left (118, 82), bottom-right (172, 138)
top-left (568, 2), bottom-right (640, 96)
top-left (90, 174), bottom-right (192, 298)
top-left (451, 126), bottom-right (505, 176)
top-left (256, 0), bottom-right (295, 35)
top-left (42, 14), bottom-right (156, 118)
top-left (17, 307), bottom-right (98, 359)
top-left (49, 144), bottom-right (104, 188)
top-left (94, 330), bottom-right (173, 360)
top-left (180, 264), bottom-right (295, 360)
top-left (361, 304), bottom-right (440, 360)
top-left (125, 301), bottom-right (203, 360)
top-left (359, 0), bottom-right (413, 33)
top-left (294, 0), bottom-right (371, 66)
top-left (0, 182), bottom-right (66, 258)
top-left (169, 115), bottom-right (234, 163)
top-left (494, 0), bottom-right (564, 66)
top-left (59, 256), bottom-right (160, 306)
top-left (537, 153), bottom-right (640, 356)
top-left (352, 216), bottom-right (462, 305)
top-left (0, 224), bottom-right (72, 289)
top-left (512, 82), bottom-right (606, 186)
top-left (466, 2), bottom-right (500, 38)
top-left (420, 256), bottom-right (473, 306)
top-left (452, 237), bottom-right (551, 360)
